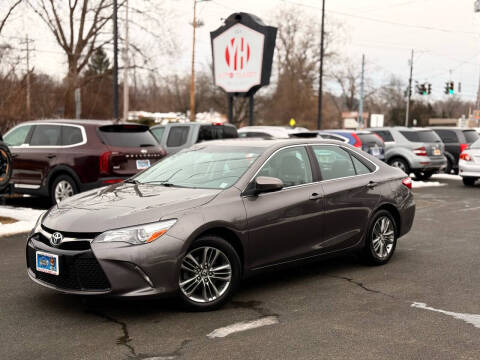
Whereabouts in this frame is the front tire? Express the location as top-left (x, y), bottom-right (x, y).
top-left (462, 177), bottom-right (477, 186)
top-left (178, 236), bottom-right (241, 311)
top-left (50, 174), bottom-right (78, 205)
top-left (362, 210), bottom-right (397, 265)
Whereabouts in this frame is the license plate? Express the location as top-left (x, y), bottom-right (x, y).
top-left (371, 147), bottom-right (380, 156)
top-left (36, 251), bottom-right (59, 276)
top-left (136, 159), bottom-right (151, 170)
top-left (433, 148), bottom-right (441, 156)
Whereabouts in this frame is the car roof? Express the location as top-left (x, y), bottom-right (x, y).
top-left (432, 127), bottom-right (476, 131)
top-left (151, 122), bottom-right (235, 128)
top-left (324, 129), bottom-right (372, 134)
top-left (18, 119), bottom-right (115, 127)
top-left (191, 137), bottom-right (346, 149)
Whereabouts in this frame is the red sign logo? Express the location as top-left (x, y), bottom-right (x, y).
top-left (225, 37), bottom-right (250, 72)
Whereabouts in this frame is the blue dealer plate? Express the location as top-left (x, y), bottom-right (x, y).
top-left (36, 251), bottom-right (59, 276)
top-left (136, 159), bottom-right (151, 170)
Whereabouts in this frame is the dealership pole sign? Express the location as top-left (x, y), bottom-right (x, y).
top-left (211, 13), bottom-right (277, 124)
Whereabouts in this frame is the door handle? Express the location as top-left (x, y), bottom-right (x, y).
top-left (367, 181), bottom-right (378, 189)
top-left (309, 192), bottom-right (323, 200)
top-left (47, 154), bottom-right (56, 159)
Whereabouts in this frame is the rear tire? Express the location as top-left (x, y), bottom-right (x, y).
top-left (462, 177), bottom-right (476, 186)
top-left (177, 236), bottom-right (241, 311)
top-left (414, 171), bottom-right (433, 181)
top-left (388, 157), bottom-right (410, 175)
top-left (50, 174), bottom-right (78, 205)
top-left (362, 210), bottom-right (398, 265)
top-left (0, 142), bottom-right (12, 193)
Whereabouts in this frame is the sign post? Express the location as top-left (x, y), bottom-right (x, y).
top-left (211, 13), bottom-right (277, 126)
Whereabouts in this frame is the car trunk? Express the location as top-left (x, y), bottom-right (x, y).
top-left (98, 124), bottom-right (166, 177)
top-left (401, 130), bottom-right (444, 157)
top-left (357, 133), bottom-right (385, 158)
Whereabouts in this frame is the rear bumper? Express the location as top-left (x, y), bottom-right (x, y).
top-left (410, 156), bottom-right (447, 172)
top-left (399, 193), bottom-right (416, 238)
top-left (459, 160), bottom-right (480, 178)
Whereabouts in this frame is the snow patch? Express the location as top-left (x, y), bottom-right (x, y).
top-left (431, 174), bottom-right (462, 181)
top-left (411, 302), bottom-right (480, 329)
top-left (412, 181), bottom-right (446, 188)
top-left (207, 316), bottom-right (279, 338)
top-left (0, 206), bottom-right (44, 237)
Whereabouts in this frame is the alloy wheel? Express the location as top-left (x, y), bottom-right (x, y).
top-left (0, 149), bottom-right (9, 183)
top-left (55, 180), bottom-right (74, 203)
top-left (179, 246), bottom-right (232, 303)
top-left (371, 216), bottom-right (395, 259)
top-left (390, 160), bottom-right (406, 173)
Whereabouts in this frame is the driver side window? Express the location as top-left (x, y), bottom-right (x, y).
top-left (257, 146), bottom-right (313, 187)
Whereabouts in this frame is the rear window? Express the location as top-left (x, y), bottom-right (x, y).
top-left (167, 126), bottom-right (190, 147)
top-left (400, 130), bottom-right (440, 143)
top-left (151, 127), bottom-right (165, 142)
top-left (99, 125), bottom-right (158, 147)
top-left (463, 130), bottom-right (479, 143)
top-left (357, 133), bottom-right (383, 145)
top-left (433, 129), bottom-right (457, 143)
top-left (197, 125), bottom-right (238, 142)
top-left (373, 130), bottom-right (394, 142)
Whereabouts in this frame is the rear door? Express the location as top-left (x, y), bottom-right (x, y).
top-left (98, 125), bottom-right (165, 176)
top-left (312, 145), bottom-right (381, 251)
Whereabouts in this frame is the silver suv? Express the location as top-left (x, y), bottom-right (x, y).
top-left (367, 127), bottom-right (446, 180)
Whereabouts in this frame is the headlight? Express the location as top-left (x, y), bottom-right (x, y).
top-left (93, 219), bottom-right (177, 245)
top-left (30, 211), bottom-right (47, 236)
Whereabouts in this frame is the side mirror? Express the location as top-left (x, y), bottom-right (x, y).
top-left (253, 176), bottom-right (283, 195)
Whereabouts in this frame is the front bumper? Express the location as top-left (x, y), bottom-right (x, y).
top-left (410, 155), bottom-right (447, 172)
top-left (26, 230), bottom-right (185, 297)
top-left (459, 160), bottom-right (480, 178)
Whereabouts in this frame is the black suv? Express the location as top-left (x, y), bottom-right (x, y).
top-left (432, 127), bottom-right (479, 174)
top-left (0, 131), bottom-right (13, 193)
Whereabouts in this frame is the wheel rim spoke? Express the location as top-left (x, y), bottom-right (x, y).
top-left (179, 246), bottom-right (232, 304)
top-left (372, 216), bottom-right (395, 259)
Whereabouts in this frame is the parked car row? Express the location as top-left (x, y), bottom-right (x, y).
top-left (0, 131), bottom-right (13, 193)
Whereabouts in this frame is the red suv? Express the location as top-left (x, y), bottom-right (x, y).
top-left (3, 120), bottom-right (166, 204)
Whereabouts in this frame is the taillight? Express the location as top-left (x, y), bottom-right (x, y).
top-left (102, 179), bottom-right (123, 184)
top-left (413, 146), bottom-right (427, 156)
top-left (402, 177), bottom-right (412, 189)
top-left (460, 152), bottom-right (472, 161)
top-left (460, 143), bottom-right (469, 153)
top-left (352, 133), bottom-right (362, 148)
top-left (99, 151), bottom-right (112, 175)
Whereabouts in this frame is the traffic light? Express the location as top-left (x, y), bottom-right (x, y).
top-left (427, 83), bottom-right (431, 95)
top-left (416, 83), bottom-right (430, 96)
top-left (445, 81), bottom-right (455, 95)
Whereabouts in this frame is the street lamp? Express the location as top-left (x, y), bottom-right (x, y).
top-left (190, 0), bottom-right (211, 122)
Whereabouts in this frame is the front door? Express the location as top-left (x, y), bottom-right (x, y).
top-left (243, 146), bottom-right (324, 269)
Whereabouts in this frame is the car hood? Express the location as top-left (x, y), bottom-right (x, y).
top-left (43, 183), bottom-right (220, 233)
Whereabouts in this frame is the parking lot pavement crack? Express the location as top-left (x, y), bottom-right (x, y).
top-left (327, 275), bottom-right (396, 299)
top-left (88, 309), bottom-right (137, 358)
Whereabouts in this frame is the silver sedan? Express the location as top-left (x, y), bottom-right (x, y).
top-left (459, 138), bottom-right (480, 186)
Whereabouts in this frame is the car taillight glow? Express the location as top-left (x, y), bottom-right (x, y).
top-left (460, 152), bottom-right (472, 161)
top-left (402, 177), bottom-right (412, 189)
top-left (212, 122), bottom-right (224, 126)
top-left (352, 133), bottom-right (362, 148)
top-left (413, 146), bottom-right (427, 156)
top-left (460, 143), bottom-right (469, 153)
top-left (99, 151), bottom-right (112, 175)
top-left (102, 179), bottom-right (123, 184)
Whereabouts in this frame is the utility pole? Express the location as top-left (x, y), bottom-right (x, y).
top-left (123, 0), bottom-right (129, 122)
top-left (190, 0), bottom-right (198, 122)
top-left (405, 49), bottom-right (414, 127)
top-left (25, 34), bottom-right (31, 119)
top-left (358, 54), bottom-right (365, 129)
top-left (113, 0), bottom-right (119, 122)
top-left (317, 0), bottom-right (326, 130)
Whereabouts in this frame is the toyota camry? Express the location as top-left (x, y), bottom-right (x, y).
top-left (26, 139), bottom-right (415, 310)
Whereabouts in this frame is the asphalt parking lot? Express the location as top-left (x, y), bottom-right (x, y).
top-left (1, 176), bottom-right (479, 360)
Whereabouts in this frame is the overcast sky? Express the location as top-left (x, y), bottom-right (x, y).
top-left (3, 0), bottom-right (480, 102)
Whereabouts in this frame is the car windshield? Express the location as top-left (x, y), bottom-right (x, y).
top-left (133, 145), bottom-right (264, 189)
top-left (471, 138), bottom-right (480, 149)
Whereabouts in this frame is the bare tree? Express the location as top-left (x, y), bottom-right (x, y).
top-left (27, 0), bottom-right (115, 117)
top-left (0, 0), bottom-right (22, 35)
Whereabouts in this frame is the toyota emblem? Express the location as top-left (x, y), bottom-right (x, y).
top-left (50, 232), bottom-right (63, 247)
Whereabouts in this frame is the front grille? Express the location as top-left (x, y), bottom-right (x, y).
top-left (27, 244), bottom-right (110, 291)
top-left (35, 232), bottom-right (91, 251)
